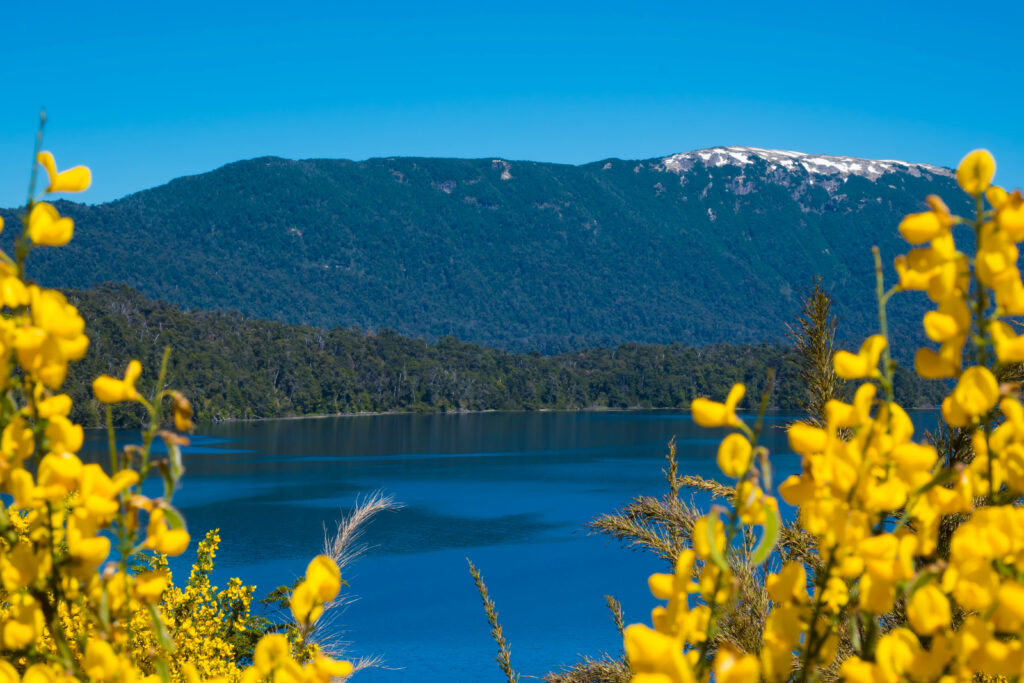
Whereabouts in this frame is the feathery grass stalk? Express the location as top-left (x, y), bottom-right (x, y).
top-left (305, 492), bottom-right (400, 661)
top-left (786, 276), bottom-right (843, 424)
top-left (605, 595), bottom-right (626, 638)
top-left (467, 559), bottom-right (520, 683)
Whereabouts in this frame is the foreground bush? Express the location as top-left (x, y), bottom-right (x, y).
top-left (623, 150), bottom-right (1024, 682)
top-left (0, 121), bottom-right (353, 682)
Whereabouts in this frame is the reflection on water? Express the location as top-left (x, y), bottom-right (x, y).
top-left (82, 410), bottom-right (804, 682)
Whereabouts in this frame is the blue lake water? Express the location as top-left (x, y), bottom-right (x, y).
top-left (83, 410), bottom-right (802, 681)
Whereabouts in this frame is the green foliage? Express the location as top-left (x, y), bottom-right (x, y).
top-left (61, 285), bottom-right (947, 427)
top-left (0, 155), bottom-right (968, 354)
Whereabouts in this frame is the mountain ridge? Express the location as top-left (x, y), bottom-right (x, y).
top-left (0, 147), bottom-right (967, 353)
top-left (69, 146), bottom-right (955, 206)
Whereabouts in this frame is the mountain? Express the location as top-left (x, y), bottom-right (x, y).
top-left (1, 146), bottom-right (966, 353)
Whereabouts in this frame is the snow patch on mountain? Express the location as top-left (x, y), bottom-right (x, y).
top-left (659, 146), bottom-right (952, 181)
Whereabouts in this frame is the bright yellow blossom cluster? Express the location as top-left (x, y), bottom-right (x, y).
top-left (625, 150), bottom-right (1024, 683)
top-left (0, 134), bottom-right (352, 682)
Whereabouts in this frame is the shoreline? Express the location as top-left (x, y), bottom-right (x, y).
top-left (204, 403), bottom-right (915, 426)
top-left (207, 404), bottom-right (690, 424)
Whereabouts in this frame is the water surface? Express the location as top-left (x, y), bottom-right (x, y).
top-left (84, 410), bottom-right (801, 682)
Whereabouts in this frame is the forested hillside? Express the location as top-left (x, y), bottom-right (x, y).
top-left (64, 285), bottom-right (947, 427)
top-left (1, 147), bottom-right (967, 353)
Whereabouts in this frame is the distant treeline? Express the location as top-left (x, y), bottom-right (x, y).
top-left (63, 285), bottom-right (948, 427)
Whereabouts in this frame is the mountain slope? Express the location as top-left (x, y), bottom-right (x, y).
top-left (1, 146), bottom-right (965, 352)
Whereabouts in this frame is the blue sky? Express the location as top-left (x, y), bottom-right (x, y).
top-left (2, 0), bottom-right (1022, 206)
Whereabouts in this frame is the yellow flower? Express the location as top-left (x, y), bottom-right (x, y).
top-left (922, 296), bottom-right (970, 343)
top-left (833, 335), bottom-right (886, 379)
top-left (914, 341), bottom-right (962, 379)
top-left (253, 633), bottom-right (292, 673)
top-left (995, 582), bottom-right (1024, 631)
top-left (859, 572), bottom-right (896, 614)
top-left (875, 629), bottom-right (919, 683)
top-left (987, 185), bottom-right (1009, 209)
top-left (766, 562), bottom-right (808, 605)
top-left (84, 640), bottom-right (120, 681)
top-left (946, 560), bottom-right (999, 612)
top-left (996, 190), bottom-right (1024, 240)
top-left (716, 433), bottom-right (752, 478)
top-left (37, 452), bottom-right (83, 500)
top-left (304, 554), bottom-right (342, 602)
top-left (777, 474), bottom-right (814, 506)
top-left (67, 513), bottom-right (111, 568)
top-left (976, 227), bottom-right (1019, 288)
top-left (2, 415), bottom-right (35, 466)
top-left (691, 383), bottom-right (745, 428)
top-left (623, 624), bottom-right (695, 683)
top-left (891, 443), bottom-right (937, 479)
top-left (306, 656), bottom-right (354, 683)
top-left (143, 508), bottom-right (190, 556)
top-left (37, 151), bottom-right (92, 194)
top-left (0, 542), bottom-right (42, 590)
top-left (44, 414), bottom-right (83, 453)
top-left (990, 321), bottom-right (1024, 363)
top-left (956, 149), bottom-right (996, 196)
top-left (0, 275), bottom-right (29, 308)
top-left (290, 581), bottom-right (322, 625)
top-left (787, 422), bottom-right (827, 456)
top-left (36, 392), bottom-right (72, 419)
top-left (291, 555), bottom-right (342, 625)
top-left (648, 549), bottom-right (696, 602)
top-left (1, 594), bottom-right (43, 649)
top-left (898, 209), bottom-right (949, 244)
top-left (27, 202), bottom-right (73, 247)
top-left (821, 577), bottom-right (850, 613)
top-left (825, 383), bottom-right (876, 428)
top-left (172, 391), bottom-right (195, 431)
top-left (942, 366), bottom-right (999, 427)
top-left (906, 583), bottom-right (950, 636)
top-left (93, 359), bottom-right (143, 403)
top-left (134, 571), bottom-right (169, 603)
top-left (840, 657), bottom-right (879, 683)
top-left (714, 646), bottom-right (760, 683)
top-left (692, 513), bottom-right (726, 561)
top-left (996, 277), bottom-right (1024, 315)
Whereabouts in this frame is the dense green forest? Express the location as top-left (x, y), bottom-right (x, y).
top-left (1, 150), bottom-right (967, 354)
top-left (63, 285), bottom-right (947, 428)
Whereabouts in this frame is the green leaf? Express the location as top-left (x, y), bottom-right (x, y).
top-left (158, 461), bottom-right (175, 502)
top-left (751, 503), bottom-right (780, 565)
top-left (98, 587), bottom-right (111, 631)
top-left (162, 505), bottom-right (188, 533)
top-left (154, 660), bottom-right (170, 683)
top-left (904, 570), bottom-right (937, 597)
top-left (914, 467), bottom-right (957, 496)
top-left (165, 438), bottom-right (185, 482)
top-left (705, 510), bottom-right (729, 571)
top-left (148, 602), bottom-right (175, 655)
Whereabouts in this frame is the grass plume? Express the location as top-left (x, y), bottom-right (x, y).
top-left (467, 559), bottom-right (520, 683)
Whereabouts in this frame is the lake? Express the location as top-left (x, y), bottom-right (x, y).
top-left (84, 410), bottom-right (801, 682)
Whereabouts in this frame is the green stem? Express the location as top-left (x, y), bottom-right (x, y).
top-left (26, 109), bottom-right (45, 206)
top-left (796, 552), bottom-right (838, 683)
top-left (872, 247), bottom-right (895, 404)
top-left (106, 406), bottom-right (117, 474)
top-left (18, 111), bottom-right (46, 280)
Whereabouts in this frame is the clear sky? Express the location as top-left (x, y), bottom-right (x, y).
top-left (2, 0), bottom-right (1022, 206)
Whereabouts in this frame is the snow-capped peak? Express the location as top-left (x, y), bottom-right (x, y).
top-left (659, 146), bottom-right (952, 181)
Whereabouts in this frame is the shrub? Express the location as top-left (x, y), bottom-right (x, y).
top-left (623, 149), bottom-right (1024, 683)
top-left (0, 119), bottom-right (353, 682)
